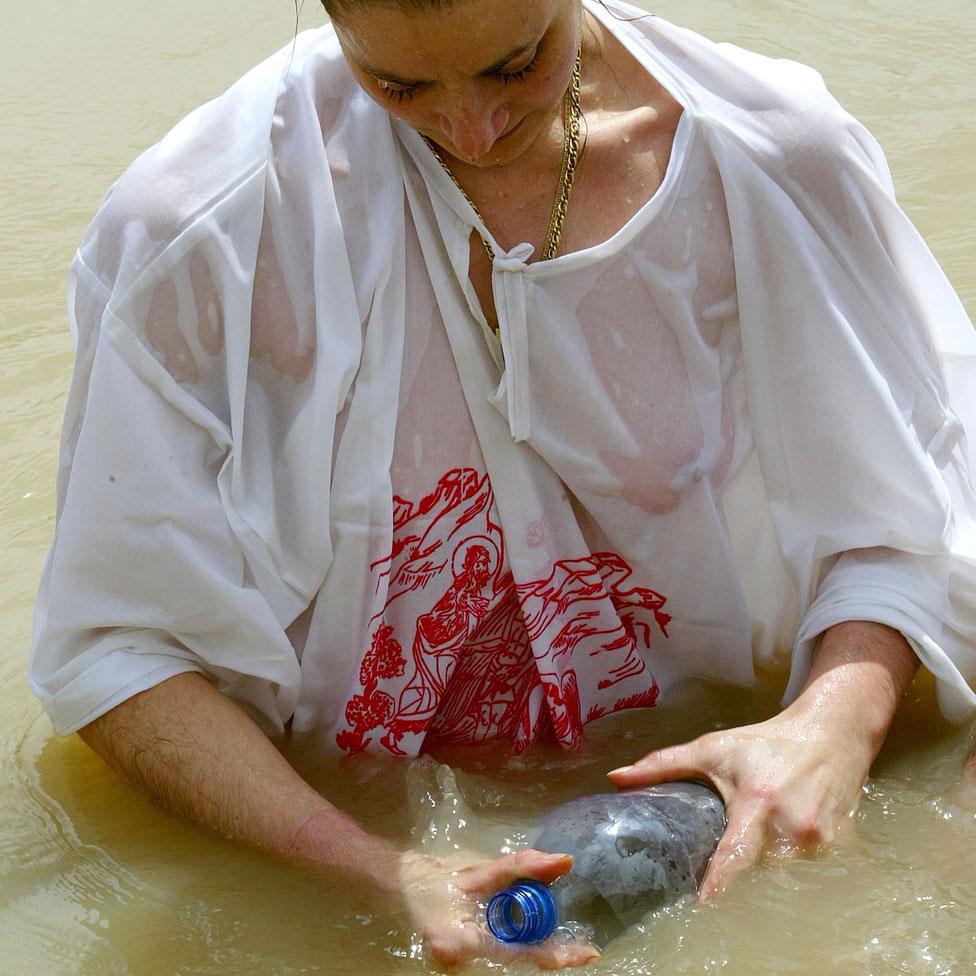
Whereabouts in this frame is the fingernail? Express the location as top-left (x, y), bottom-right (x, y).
top-left (608, 765), bottom-right (633, 776)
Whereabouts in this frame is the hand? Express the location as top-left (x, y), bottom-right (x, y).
top-left (607, 622), bottom-right (918, 902)
top-left (606, 701), bottom-right (872, 901)
top-left (398, 848), bottom-right (600, 969)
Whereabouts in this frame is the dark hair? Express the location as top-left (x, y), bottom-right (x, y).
top-left (316, 0), bottom-right (649, 37)
top-left (321, 0), bottom-right (459, 21)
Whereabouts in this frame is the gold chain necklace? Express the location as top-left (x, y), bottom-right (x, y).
top-left (424, 47), bottom-right (583, 267)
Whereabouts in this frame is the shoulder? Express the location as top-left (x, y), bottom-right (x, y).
top-left (602, 2), bottom-right (872, 172)
top-left (78, 25), bottom-right (383, 295)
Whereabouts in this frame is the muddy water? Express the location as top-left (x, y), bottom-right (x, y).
top-left (2, 0), bottom-right (974, 973)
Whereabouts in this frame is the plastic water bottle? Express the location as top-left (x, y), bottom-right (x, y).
top-left (486, 782), bottom-right (725, 948)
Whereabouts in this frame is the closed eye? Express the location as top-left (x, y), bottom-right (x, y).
top-left (491, 51), bottom-right (542, 85)
top-left (371, 35), bottom-right (546, 103)
top-left (377, 80), bottom-right (419, 104)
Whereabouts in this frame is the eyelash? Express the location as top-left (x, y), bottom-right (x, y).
top-left (378, 51), bottom-right (542, 104)
top-left (496, 53), bottom-right (541, 86)
top-left (381, 87), bottom-right (415, 105)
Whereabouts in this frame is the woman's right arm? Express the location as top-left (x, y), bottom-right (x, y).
top-left (78, 671), bottom-right (405, 886)
top-left (79, 672), bottom-right (598, 969)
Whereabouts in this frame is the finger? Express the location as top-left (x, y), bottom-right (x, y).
top-left (775, 799), bottom-right (838, 851)
top-left (698, 803), bottom-right (766, 902)
top-left (485, 927), bottom-right (601, 970)
top-left (434, 919), bottom-right (600, 971)
top-left (520, 937), bottom-right (602, 970)
top-left (820, 804), bottom-right (857, 849)
top-left (606, 738), bottom-right (716, 789)
top-left (474, 848), bottom-right (574, 893)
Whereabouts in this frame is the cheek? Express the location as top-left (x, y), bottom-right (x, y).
top-left (513, 60), bottom-right (574, 115)
top-left (357, 85), bottom-right (429, 129)
top-left (392, 100), bottom-right (456, 140)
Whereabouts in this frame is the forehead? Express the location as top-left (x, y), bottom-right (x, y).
top-left (334, 0), bottom-right (562, 76)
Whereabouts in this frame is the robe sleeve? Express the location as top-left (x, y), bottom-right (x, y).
top-left (28, 235), bottom-right (307, 735)
top-left (28, 25), bottom-right (403, 738)
top-left (26, 45), bottom-right (318, 734)
top-left (716, 67), bottom-right (976, 719)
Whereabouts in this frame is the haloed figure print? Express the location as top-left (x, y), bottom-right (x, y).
top-left (337, 468), bottom-right (671, 756)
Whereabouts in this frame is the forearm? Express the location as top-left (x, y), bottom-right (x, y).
top-left (79, 673), bottom-right (602, 968)
top-left (791, 620), bottom-right (919, 751)
top-left (78, 671), bottom-right (403, 893)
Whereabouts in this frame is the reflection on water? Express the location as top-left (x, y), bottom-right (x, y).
top-left (2, 0), bottom-right (974, 973)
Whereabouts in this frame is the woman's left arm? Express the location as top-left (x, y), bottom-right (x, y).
top-left (959, 734), bottom-right (976, 810)
top-left (607, 619), bottom-right (918, 899)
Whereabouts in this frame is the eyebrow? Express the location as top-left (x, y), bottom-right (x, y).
top-left (359, 40), bottom-right (536, 87)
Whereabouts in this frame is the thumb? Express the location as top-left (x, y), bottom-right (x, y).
top-left (479, 849), bottom-right (574, 892)
top-left (607, 739), bottom-right (715, 789)
top-left (698, 802), bottom-right (765, 902)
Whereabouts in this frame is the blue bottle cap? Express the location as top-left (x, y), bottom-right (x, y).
top-left (486, 879), bottom-right (558, 944)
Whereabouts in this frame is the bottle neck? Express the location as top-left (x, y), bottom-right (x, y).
top-left (486, 879), bottom-right (559, 944)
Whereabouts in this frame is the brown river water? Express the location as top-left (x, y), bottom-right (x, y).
top-left (1, 0), bottom-right (974, 973)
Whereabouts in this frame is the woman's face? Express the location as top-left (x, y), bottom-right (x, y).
top-left (334, 0), bottom-right (582, 167)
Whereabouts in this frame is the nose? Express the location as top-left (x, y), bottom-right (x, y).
top-left (436, 89), bottom-right (510, 161)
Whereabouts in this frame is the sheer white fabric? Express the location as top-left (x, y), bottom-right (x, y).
top-left (30, 0), bottom-right (976, 750)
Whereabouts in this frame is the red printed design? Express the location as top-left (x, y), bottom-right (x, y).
top-left (335, 623), bottom-right (406, 754)
top-left (336, 468), bottom-right (670, 756)
top-left (515, 553), bottom-right (670, 746)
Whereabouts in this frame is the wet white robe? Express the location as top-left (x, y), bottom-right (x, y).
top-left (30, 0), bottom-right (976, 753)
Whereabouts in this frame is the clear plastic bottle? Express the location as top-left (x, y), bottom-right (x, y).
top-left (486, 782), bottom-right (726, 948)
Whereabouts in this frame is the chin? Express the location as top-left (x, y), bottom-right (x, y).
top-left (460, 147), bottom-right (523, 169)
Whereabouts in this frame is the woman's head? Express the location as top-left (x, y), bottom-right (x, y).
top-left (327, 0), bottom-right (583, 167)
top-left (322, 0), bottom-right (456, 19)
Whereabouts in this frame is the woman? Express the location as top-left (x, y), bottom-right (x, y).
top-left (29, 0), bottom-right (976, 966)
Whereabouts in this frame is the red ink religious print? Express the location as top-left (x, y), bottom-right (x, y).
top-left (336, 468), bottom-right (671, 756)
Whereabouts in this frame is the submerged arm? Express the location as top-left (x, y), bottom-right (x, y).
top-left (78, 671), bottom-right (404, 885)
top-left (79, 672), bottom-right (597, 968)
